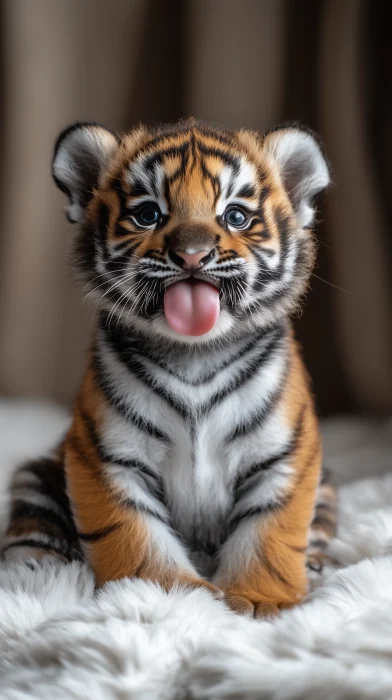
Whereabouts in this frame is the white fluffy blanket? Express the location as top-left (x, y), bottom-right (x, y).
top-left (1, 400), bottom-right (392, 699)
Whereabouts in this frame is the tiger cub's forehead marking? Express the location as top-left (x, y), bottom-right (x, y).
top-left (215, 160), bottom-right (259, 216)
top-left (124, 135), bottom-right (260, 216)
top-left (124, 153), bottom-right (169, 215)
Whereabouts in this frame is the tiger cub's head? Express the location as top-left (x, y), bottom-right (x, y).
top-left (52, 119), bottom-right (329, 344)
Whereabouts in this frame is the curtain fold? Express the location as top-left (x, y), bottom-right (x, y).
top-left (0, 0), bottom-right (148, 403)
top-left (320, 0), bottom-right (392, 412)
top-left (0, 0), bottom-right (390, 415)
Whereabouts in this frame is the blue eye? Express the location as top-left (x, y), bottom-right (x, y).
top-left (133, 204), bottom-right (161, 227)
top-left (224, 207), bottom-right (248, 229)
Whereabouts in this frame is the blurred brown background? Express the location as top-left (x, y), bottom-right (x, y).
top-left (0, 0), bottom-right (391, 417)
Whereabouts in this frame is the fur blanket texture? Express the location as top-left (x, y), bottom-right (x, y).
top-left (0, 399), bottom-right (392, 699)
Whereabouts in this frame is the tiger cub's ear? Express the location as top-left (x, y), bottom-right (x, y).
top-left (52, 122), bottom-right (119, 224)
top-left (262, 126), bottom-right (330, 228)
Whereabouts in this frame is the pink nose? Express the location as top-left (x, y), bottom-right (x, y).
top-left (175, 250), bottom-right (211, 270)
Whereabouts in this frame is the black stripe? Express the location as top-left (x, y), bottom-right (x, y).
top-left (200, 159), bottom-right (216, 189)
top-left (320, 466), bottom-right (333, 485)
top-left (311, 515), bottom-right (336, 530)
top-left (11, 501), bottom-right (74, 538)
top-left (67, 434), bottom-right (100, 479)
top-left (26, 459), bottom-right (72, 516)
top-left (72, 220), bottom-right (99, 278)
top-left (288, 544), bottom-right (307, 553)
top-left (313, 503), bottom-right (336, 516)
top-left (228, 406), bottom-right (308, 533)
top-left (144, 142), bottom-right (189, 173)
top-left (263, 551), bottom-right (295, 589)
top-left (233, 452), bottom-right (288, 503)
top-left (197, 142), bottom-right (240, 171)
top-left (188, 131), bottom-right (198, 175)
top-left (236, 183), bottom-right (256, 199)
top-left (108, 456), bottom-right (158, 484)
top-left (216, 250), bottom-right (241, 263)
top-left (111, 175), bottom-right (128, 217)
top-left (137, 253), bottom-right (170, 268)
top-left (225, 362), bottom-right (289, 444)
top-left (251, 209), bottom-right (293, 291)
top-left (106, 243), bottom-right (140, 268)
top-left (197, 126), bottom-right (235, 147)
top-left (125, 405), bottom-right (170, 443)
top-left (80, 409), bottom-right (166, 505)
top-left (307, 538), bottom-right (328, 550)
top-left (228, 501), bottom-right (283, 532)
top-left (102, 320), bottom-right (285, 422)
top-left (149, 168), bottom-right (160, 198)
top-left (109, 456), bottom-right (166, 503)
top-left (219, 276), bottom-right (246, 311)
top-left (110, 239), bottom-right (135, 254)
top-left (92, 353), bottom-right (171, 442)
top-left (123, 327), bottom-right (276, 387)
top-left (97, 203), bottom-right (110, 250)
top-left (199, 327), bottom-right (285, 416)
top-left (79, 408), bottom-right (103, 453)
top-left (130, 179), bottom-right (150, 198)
top-left (241, 218), bottom-right (268, 238)
top-left (249, 208), bottom-right (313, 312)
top-left (226, 174), bottom-right (236, 199)
top-left (76, 410), bottom-right (167, 518)
top-left (68, 430), bottom-right (168, 523)
top-left (228, 497), bottom-right (298, 592)
top-left (164, 175), bottom-right (172, 212)
top-left (295, 441), bottom-right (321, 489)
top-left (250, 246), bottom-right (282, 285)
top-left (99, 330), bottom-right (189, 420)
top-left (77, 525), bottom-right (119, 542)
top-left (120, 496), bottom-right (168, 523)
top-left (145, 121), bottom-right (234, 150)
top-left (258, 182), bottom-right (272, 208)
top-left (233, 406), bottom-right (305, 501)
top-left (243, 287), bottom-right (293, 315)
top-left (2, 538), bottom-right (68, 557)
top-left (11, 458), bottom-right (82, 560)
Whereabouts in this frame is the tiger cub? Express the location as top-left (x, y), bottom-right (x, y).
top-left (2, 119), bottom-right (337, 617)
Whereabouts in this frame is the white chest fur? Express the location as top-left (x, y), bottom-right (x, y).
top-left (96, 323), bottom-right (293, 559)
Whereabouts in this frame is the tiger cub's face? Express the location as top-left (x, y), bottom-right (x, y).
top-left (53, 120), bottom-right (329, 344)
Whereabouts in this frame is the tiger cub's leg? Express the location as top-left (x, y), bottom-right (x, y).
top-left (1, 452), bottom-right (83, 564)
top-left (306, 467), bottom-right (339, 586)
top-left (65, 406), bottom-right (221, 597)
top-left (213, 403), bottom-right (322, 619)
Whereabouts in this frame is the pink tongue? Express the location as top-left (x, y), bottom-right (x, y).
top-left (164, 281), bottom-right (220, 336)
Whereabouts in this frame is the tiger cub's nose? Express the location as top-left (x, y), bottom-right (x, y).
top-left (169, 249), bottom-right (215, 270)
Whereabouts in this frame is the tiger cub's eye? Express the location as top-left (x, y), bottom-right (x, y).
top-left (224, 207), bottom-right (249, 229)
top-left (132, 204), bottom-right (161, 228)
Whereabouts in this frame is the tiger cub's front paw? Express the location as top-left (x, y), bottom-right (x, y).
top-left (223, 591), bottom-right (280, 619)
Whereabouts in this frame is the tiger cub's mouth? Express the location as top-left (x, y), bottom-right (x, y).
top-left (163, 279), bottom-right (220, 337)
